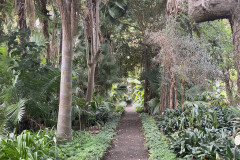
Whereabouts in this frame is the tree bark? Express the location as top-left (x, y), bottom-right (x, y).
top-left (86, 64), bottom-right (96, 101)
top-left (37, 0), bottom-right (50, 63)
top-left (174, 79), bottom-right (178, 109)
top-left (56, 0), bottom-right (73, 142)
top-left (17, 0), bottom-right (27, 29)
top-left (188, 0), bottom-right (234, 23)
top-left (224, 76), bottom-right (233, 105)
top-left (159, 69), bottom-right (170, 114)
top-left (181, 78), bottom-right (185, 110)
top-left (85, 0), bottom-right (101, 102)
top-left (230, 8), bottom-right (240, 104)
top-left (144, 48), bottom-right (151, 113)
top-left (169, 80), bottom-right (174, 109)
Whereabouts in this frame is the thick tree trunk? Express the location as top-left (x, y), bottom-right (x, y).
top-left (188, 0), bottom-right (234, 23)
top-left (86, 64), bottom-right (96, 101)
top-left (56, 0), bottom-right (73, 142)
top-left (230, 9), bottom-right (240, 104)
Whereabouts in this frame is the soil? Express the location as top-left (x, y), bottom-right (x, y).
top-left (102, 105), bottom-right (149, 160)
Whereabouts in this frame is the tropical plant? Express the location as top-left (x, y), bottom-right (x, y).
top-left (0, 129), bottom-right (57, 159)
top-left (157, 104), bottom-right (240, 159)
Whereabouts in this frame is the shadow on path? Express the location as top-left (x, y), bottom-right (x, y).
top-left (103, 105), bottom-right (149, 160)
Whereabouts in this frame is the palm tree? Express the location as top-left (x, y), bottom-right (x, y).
top-left (56, 0), bottom-right (81, 142)
top-left (56, 0), bottom-right (73, 142)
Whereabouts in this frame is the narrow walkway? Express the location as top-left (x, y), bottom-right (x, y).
top-left (103, 105), bottom-right (149, 160)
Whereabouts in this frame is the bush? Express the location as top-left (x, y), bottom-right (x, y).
top-left (139, 113), bottom-right (181, 160)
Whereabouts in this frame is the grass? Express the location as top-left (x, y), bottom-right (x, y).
top-left (139, 113), bottom-right (183, 160)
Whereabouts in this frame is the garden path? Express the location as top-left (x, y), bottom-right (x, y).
top-left (103, 105), bottom-right (149, 160)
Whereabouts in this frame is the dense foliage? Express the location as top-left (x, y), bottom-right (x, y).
top-left (157, 105), bottom-right (240, 159)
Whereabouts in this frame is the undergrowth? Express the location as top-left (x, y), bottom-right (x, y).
top-left (157, 106), bottom-right (240, 159)
top-left (0, 112), bottom-right (121, 160)
top-left (139, 113), bottom-right (182, 160)
top-left (59, 113), bottom-right (121, 160)
top-left (0, 129), bottom-right (57, 159)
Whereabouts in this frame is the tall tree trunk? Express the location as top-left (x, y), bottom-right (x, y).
top-left (230, 9), bottom-right (240, 104)
top-left (85, 0), bottom-right (101, 101)
top-left (17, 0), bottom-right (27, 29)
top-left (174, 79), bottom-right (177, 109)
top-left (144, 48), bottom-right (150, 113)
top-left (224, 77), bottom-right (233, 105)
top-left (37, 0), bottom-right (50, 63)
top-left (56, 0), bottom-right (73, 142)
top-left (16, 0), bottom-right (29, 45)
top-left (169, 80), bottom-right (174, 109)
top-left (86, 64), bottom-right (96, 101)
top-left (181, 78), bottom-right (185, 110)
top-left (159, 75), bottom-right (170, 114)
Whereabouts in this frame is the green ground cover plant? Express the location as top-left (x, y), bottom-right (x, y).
top-left (157, 105), bottom-right (240, 159)
top-left (139, 113), bottom-right (181, 160)
top-left (59, 113), bottom-right (121, 160)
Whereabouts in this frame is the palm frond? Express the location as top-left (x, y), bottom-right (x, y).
top-left (6, 99), bottom-right (27, 124)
